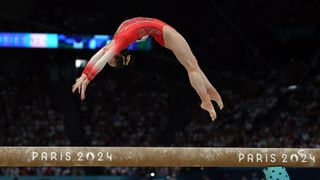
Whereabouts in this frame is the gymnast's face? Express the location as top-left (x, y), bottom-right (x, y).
top-left (108, 50), bottom-right (131, 68)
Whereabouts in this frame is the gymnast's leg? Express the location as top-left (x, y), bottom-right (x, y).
top-left (162, 26), bottom-right (218, 120)
top-left (198, 69), bottom-right (224, 109)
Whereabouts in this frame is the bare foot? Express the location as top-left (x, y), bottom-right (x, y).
top-left (207, 90), bottom-right (224, 110)
top-left (201, 101), bottom-right (217, 121)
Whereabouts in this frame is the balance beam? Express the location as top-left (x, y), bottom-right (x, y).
top-left (0, 147), bottom-right (318, 167)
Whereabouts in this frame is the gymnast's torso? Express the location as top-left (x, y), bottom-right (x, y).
top-left (113, 17), bottom-right (170, 47)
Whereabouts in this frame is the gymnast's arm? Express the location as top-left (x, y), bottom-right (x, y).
top-left (81, 41), bottom-right (113, 78)
top-left (86, 52), bottom-right (114, 81)
top-left (113, 20), bottom-right (127, 36)
top-left (72, 50), bottom-right (115, 100)
top-left (72, 41), bottom-right (115, 98)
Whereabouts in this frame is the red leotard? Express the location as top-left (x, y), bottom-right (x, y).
top-left (112, 17), bottom-right (171, 53)
top-left (83, 17), bottom-right (172, 80)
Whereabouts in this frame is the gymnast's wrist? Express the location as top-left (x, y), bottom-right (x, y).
top-left (82, 66), bottom-right (91, 77)
top-left (80, 73), bottom-right (88, 81)
top-left (82, 70), bottom-right (89, 76)
top-left (86, 74), bottom-right (94, 81)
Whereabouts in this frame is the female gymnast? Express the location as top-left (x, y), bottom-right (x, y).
top-left (72, 17), bottom-right (223, 121)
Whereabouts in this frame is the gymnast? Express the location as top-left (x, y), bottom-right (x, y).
top-left (72, 17), bottom-right (223, 120)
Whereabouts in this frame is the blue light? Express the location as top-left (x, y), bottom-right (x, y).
top-left (0, 32), bottom-right (152, 51)
top-left (46, 34), bottom-right (58, 48)
top-left (89, 39), bottom-right (96, 49)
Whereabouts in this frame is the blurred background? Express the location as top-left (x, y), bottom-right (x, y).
top-left (0, 0), bottom-right (319, 179)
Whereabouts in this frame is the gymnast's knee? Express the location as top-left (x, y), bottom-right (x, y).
top-left (186, 57), bottom-right (200, 72)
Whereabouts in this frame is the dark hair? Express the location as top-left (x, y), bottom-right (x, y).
top-left (113, 50), bottom-right (134, 68)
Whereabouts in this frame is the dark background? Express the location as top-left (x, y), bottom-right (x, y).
top-left (0, 0), bottom-right (319, 179)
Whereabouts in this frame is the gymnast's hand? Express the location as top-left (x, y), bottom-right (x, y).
top-left (72, 74), bottom-right (91, 100)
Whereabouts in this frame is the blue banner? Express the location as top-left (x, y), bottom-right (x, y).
top-left (0, 32), bottom-right (152, 51)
